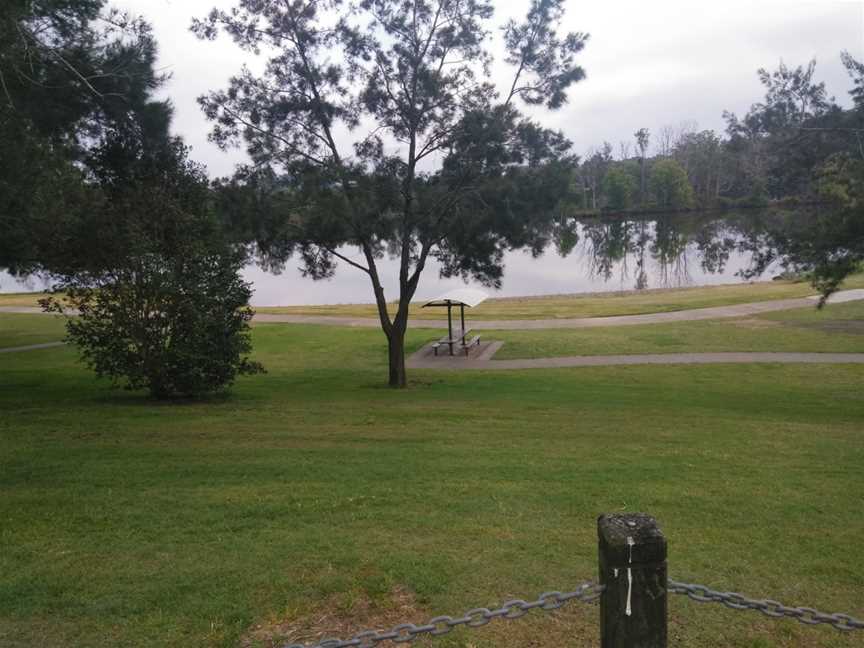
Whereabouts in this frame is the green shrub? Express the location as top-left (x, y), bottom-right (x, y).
top-left (649, 159), bottom-right (694, 208)
top-left (42, 138), bottom-right (263, 399)
top-left (44, 249), bottom-right (262, 399)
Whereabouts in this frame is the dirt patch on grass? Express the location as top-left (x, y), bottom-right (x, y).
top-left (242, 587), bottom-right (431, 648)
top-left (242, 588), bottom-right (603, 648)
top-left (240, 594), bottom-right (856, 648)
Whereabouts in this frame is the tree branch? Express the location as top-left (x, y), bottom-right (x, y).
top-left (321, 245), bottom-right (370, 274)
top-left (219, 105), bottom-right (328, 166)
top-left (360, 239), bottom-right (394, 334)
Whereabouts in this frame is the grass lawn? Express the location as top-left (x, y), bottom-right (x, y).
top-left (0, 313), bottom-right (67, 349)
top-left (1, 315), bottom-right (863, 648)
top-left (253, 275), bottom-right (864, 320)
top-left (491, 301), bottom-right (864, 359)
top-left (0, 293), bottom-right (49, 307)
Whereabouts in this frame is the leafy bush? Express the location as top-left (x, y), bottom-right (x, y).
top-left (649, 159), bottom-right (694, 209)
top-left (44, 249), bottom-right (262, 399)
top-left (42, 137), bottom-right (263, 399)
top-left (715, 196), bottom-right (738, 209)
top-left (774, 195), bottom-right (802, 207)
top-left (601, 164), bottom-right (637, 210)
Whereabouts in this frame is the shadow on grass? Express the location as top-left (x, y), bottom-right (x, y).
top-left (89, 385), bottom-right (238, 408)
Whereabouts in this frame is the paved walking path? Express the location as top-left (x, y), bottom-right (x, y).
top-left (252, 289), bottom-right (864, 329)
top-left (0, 341), bottom-right (66, 354)
top-left (407, 347), bottom-right (864, 371)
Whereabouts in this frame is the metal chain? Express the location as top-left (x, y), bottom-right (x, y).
top-left (281, 580), bottom-right (604, 648)
top-left (668, 579), bottom-right (864, 632)
top-left (280, 577), bottom-right (861, 647)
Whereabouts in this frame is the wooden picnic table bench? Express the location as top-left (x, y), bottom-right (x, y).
top-left (432, 329), bottom-right (481, 356)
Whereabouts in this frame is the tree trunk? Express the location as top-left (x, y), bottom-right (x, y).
top-left (387, 326), bottom-right (407, 388)
top-left (640, 157), bottom-right (646, 205)
top-left (361, 244), bottom-right (408, 389)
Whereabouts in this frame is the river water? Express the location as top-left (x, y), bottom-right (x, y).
top-left (0, 213), bottom-right (782, 306)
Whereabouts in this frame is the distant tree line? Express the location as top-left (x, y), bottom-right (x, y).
top-left (573, 55), bottom-right (864, 212)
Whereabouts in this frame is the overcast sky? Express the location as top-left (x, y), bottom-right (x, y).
top-left (113, 0), bottom-right (864, 178)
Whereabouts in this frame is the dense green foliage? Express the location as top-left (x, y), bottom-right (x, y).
top-left (41, 140), bottom-right (263, 398)
top-left (740, 153), bottom-right (864, 301)
top-left (196, 0), bottom-right (588, 386)
top-left (2, 2), bottom-right (261, 398)
top-left (0, 0), bottom-right (171, 274)
top-left (649, 159), bottom-right (695, 208)
top-left (600, 164), bottom-right (636, 210)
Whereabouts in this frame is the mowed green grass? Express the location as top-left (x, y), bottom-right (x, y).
top-left (491, 301), bottom-right (864, 359)
top-left (0, 313), bottom-right (67, 349)
top-left (1, 318), bottom-right (863, 648)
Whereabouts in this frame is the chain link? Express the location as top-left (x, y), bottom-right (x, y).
top-left (668, 579), bottom-right (864, 632)
top-left (280, 581), bottom-right (603, 648)
top-left (279, 577), bottom-right (862, 647)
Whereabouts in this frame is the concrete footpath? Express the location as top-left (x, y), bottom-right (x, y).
top-left (407, 347), bottom-right (864, 371)
top-left (0, 341), bottom-right (66, 354)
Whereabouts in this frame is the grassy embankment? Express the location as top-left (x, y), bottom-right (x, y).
top-left (0, 293), bottom-right (46, 307)
top-left (5, 274), bottom-right (864, 320)
top-left (4, 300), bottom-right (862, 359)
top-left (0, 313), bottom-right (67, 349)
top-left (1, 311), bottom-right (863, 648)
top-left (491, 300), bottom-right (864, 359)
top-left (254, 275), bottom-right (864, 320)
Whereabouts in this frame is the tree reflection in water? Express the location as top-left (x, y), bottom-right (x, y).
top-left (553, 209), bottom-right (851, 292)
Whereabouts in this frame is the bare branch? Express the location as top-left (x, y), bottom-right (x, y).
top-left (321, 246), bottom-right (371, 274)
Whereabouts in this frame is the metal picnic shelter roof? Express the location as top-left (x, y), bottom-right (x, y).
top-left (421, 288), bottom-right (489, 309)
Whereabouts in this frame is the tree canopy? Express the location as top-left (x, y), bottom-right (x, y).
top-left (649, 159), bottom-right (693, 209)
top-left (2, 2), bottom-right (262, 399)
top-left (42, 137), bottom-right (263, 398)
top-left (195, 0), bottom-right (589, 386)
top-left (601, 164), bottom-right (636, 210)
top-left (0, 0), bottom-right (172, 275)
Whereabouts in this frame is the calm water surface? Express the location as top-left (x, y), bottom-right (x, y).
top-left (0, 214), bottom-right (782, 306)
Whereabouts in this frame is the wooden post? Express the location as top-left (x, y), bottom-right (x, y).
top-left (446, 302), bottom-right (453, 355)
top-left (598, 513), bottom-right (667, 648)
top-left (460, 304), bottom-right (466, 347)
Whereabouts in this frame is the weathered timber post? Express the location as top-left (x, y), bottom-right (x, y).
top-left (598, 513), bottom-right (668, 648)
top-left (446, 301), bottom-right (454, 355)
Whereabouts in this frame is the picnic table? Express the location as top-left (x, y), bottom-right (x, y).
top-left (432, 328), bottom-right (481, 356)
top-left (421, 288), bottom-right (488, 356)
